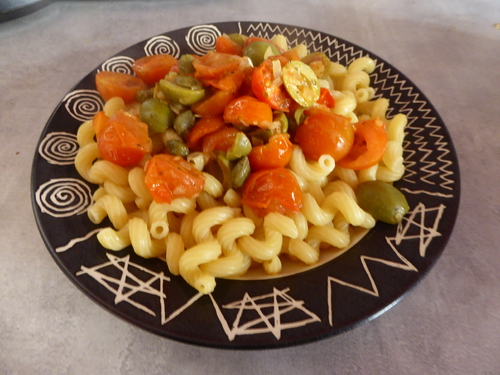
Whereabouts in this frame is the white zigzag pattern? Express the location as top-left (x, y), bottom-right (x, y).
top-left (327, 202), bottom-right (444, 326)
top-left (371, 62), bottom-right (454, 191)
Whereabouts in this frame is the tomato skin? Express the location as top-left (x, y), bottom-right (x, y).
top-left (132, 54), bottom-right (178, 85)
top-left (251, 58), bottom-right (291, 112)
top-left (215, 35), bottom-right (243, 56)
top-left (241, 167), bottom-right (303, 217)
top-left (248, 134), bottom-right (293, 171)
top-left (95, 71), bottom-right (146, 103)
top-left (186, 116), bottom-right (226, 150)
top-left (96, 110), bottom-right (152, 166)
top-left (223, 95), bottom-right (274, 128)
top-left (201, 127), bottom-right (239, 154)
top-left (145, 154), bottom-right (206, 204)
top-left (191, 89), bottom-right (238, 117)
top-left (192, 51), bottom-right (242, 80)
top-left (295, 113), bottom-right (354, 161)
top-left (337, 119), bottom-right (388, 170)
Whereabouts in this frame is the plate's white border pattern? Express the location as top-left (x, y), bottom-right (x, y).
top-left (33, 22), bottom-right (458, 346)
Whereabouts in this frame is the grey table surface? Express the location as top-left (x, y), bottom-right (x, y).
top-left (1, 1), bottom-right (499, 374)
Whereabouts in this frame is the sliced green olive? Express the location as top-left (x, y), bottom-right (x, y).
top-left (226, 132), bottom-right (252, 161)
top-left (227, 33), bottom-right (245, 47)
top-left (159, 72), bottom-right (205, 105)
top-left (355, 181), bottom-right (410, 224)
top-left (139, 98), bottom-right (175, 134)
top-left (282, 60), bottom-right (320, 107)
top-left (301, 52), bottom-right (330, 77)
top-left (230, 156), bottom-right (251, 189)
top-left (165, 139), bottom-right (189, 158)
top-left (243, 41), bottom-right (280, 67)
top-left (178, 54), bottom-right (196, 74)
top-left (216, 153), bottom-right (232, 190)
top-left (173, 110), bottom-right (196, 140)
top-left (274, 112), bottom-right (288, 133)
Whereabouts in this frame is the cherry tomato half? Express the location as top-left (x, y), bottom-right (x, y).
top-left (337, 119), bottom-right (388, 170)
top-left (144, 154), bottom-right (206, 204)
top-left (248, 133), bottom-right (293, 171)
top-left (223, 95), bottom-right (274, 128)
top-left (95, 71), bottom-right (146, 104)
top-left (192, 51), bottom-right (242, 81)
top-left (95, 110), bottom-right (152, 166)
top-left (294, 113), bottom-right (354, 161)
top-left (241, 167), bottom-right (303, 217)
top-left (251, 58), bottom-right (292, 112)
top-left (132, 54), bottom-right (178, 85)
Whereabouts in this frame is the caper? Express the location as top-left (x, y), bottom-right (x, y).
top-left (173, 110), bottom-right (196, 140)
top-left (165, 139), bottom-right (189, 158)
top-left (243, 41), bottom-right (280, 67)
top-left (230, 156), bottom-right (251, 189)
top-left (136, 88), bottom-right (154, 103)
top-left (355, 181), bottom-right (410, 224)
top-left (139, 98), bottom-right (175, 134)
top-left (216, 153), bottom-right (232, 190)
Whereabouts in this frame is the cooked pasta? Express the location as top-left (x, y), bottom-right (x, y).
top-left (74, 33), bottom-right (409, 294)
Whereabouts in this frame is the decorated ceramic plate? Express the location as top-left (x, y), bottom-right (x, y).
top-left (31, 22), bottom-right (460, 349)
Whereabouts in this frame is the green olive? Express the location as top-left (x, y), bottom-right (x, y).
top-left (165, 139), bottom-right (189, 157)
top-left (178, 54), bottom-right (196, 74)
top-left (159, 72), bottom-right (205, 105)
top-left (230, 156), bottom-right (251, 189)
top-left (226, 132), bottom-right (252, 160)
top-left (173, 110), bottom-right (196, 140)
top-left (139, 98), bottom-right (175, 134)
top-left (227, 33), bottom-right (245, 47)
top-left (355, 181), bottom-right (410, 224)
top-left (243, 41), bottom-right (280, 67)
top-left (274, 112), bottom-right (288, 133)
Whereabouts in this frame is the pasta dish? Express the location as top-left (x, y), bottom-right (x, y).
top-left (74, 33), bottom-right (409, 294)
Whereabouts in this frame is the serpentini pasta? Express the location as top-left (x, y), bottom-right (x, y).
top-left (74, 33), bottom-right (409, 294)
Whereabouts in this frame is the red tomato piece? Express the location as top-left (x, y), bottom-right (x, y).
top-left (191, 89), bottom-right (239, 117)
top-left (201, 127), bottom-right (239, 154)
top-left (96, 110), bottom-right (152, 166)
top-left (337, 119), bottom-right (388, 170)
top-left (223, 95), bottom-right (274, 128)
top-left (92, 111), bottom-right (110, 135)
top-left (295, 113), bottom-right (354, 161)
top-left (203, 70), bottom-right (244, 92)
top-left (192, 51), bottom-right (242, 81)
top-left (248, 134), bottom-right (293, 171)
top-left (251, 58), bottom-right (292, 112)
top-left (241, 167), bottom-right (303, 217)
top-left (317, 87), bottom-right (335, 108)
top-left (95, 71), bottom-right (146, 104)
top-left (186, 116), bottom-right (227, 150)
top-left (132, 54), bottom-right (178, 85)
top-left (144, 154), bottom-right (206, 204)
top-left (215, 35), bottom-right (243, 56)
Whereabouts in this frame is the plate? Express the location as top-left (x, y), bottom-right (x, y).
top-left (31, 22), bottom-right (460, 349)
